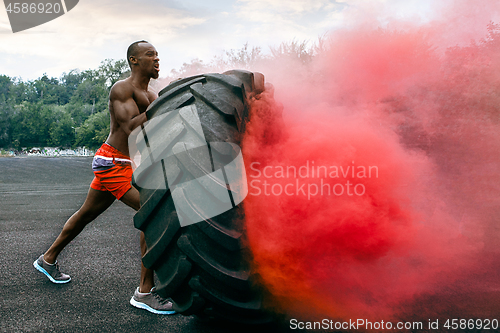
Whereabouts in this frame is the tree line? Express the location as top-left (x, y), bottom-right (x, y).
top-left (0, 40), bottom-right (318, 150)
top-left (1, 24), bottom-right (498, 151)
top-left (0, 59), bottom-right (129, 150)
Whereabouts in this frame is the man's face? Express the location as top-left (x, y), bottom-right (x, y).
top-left (133, 42), bottom-right (160, 79)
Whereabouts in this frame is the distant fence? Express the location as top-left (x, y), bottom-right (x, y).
top-left (0, 147), bottom-right (95, 157)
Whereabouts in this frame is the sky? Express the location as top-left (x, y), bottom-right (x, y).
top-left (0, 0), bottom-right (442, 81)
top-left (2, 0), bottom-right (500, 321)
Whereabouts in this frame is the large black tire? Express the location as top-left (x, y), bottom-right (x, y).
top-left (131, 70), bottom-right (273, 324)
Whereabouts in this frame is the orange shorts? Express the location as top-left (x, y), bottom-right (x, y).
top-left (90, 143), bottom-right (133, 200)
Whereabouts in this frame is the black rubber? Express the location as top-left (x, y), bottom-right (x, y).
top-left (132, 70), bottom-right (273, 324)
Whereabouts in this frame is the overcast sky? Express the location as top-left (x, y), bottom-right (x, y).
top-left (0, 0), bottom-right (490, 81)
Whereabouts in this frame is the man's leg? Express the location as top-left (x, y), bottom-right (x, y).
top-left (120, 187), bottom-right (175, 314)
top-left (120, 187), bottom-right (154, 293)
top-left (43, 188), bottom-right (116, 264)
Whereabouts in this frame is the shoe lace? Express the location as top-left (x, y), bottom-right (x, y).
top-left (52, 263), bottom-right (63, 277)
top-left (152, 291), bottom-right (170, 305)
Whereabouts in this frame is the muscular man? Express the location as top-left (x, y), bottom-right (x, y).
top-left (33, 41), bottom-right (174, 315)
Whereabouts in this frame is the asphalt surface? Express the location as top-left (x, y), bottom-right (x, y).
top-left (0, 157), bottom-right (287, 333)
top-left (2, 157), bottom-right (500, 333)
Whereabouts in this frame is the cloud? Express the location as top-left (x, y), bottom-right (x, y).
top-left (236, 0), bottom-right (338, 15)
top-left (0, 0), bottom-right (206, 79)
top-left (230, 0), bottom-right (344, 49)
top-left (1, 0), bottom-right (475, 80)
top-left (0, 0), bottom-right (349, 80)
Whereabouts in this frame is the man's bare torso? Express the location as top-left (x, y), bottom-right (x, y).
top-left (106, 77), bottom-right (157, 156)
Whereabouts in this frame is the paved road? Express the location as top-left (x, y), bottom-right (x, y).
top-left (2, 157), bottom-right (500, 333)
top-left (0, 157), bottom-right (287, 333)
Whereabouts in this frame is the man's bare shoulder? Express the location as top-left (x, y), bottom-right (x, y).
top-left (110, 78), bottom-right (134, 102)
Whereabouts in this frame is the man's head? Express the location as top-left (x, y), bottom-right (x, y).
top-left (127, 41), bottom-right (160, 79)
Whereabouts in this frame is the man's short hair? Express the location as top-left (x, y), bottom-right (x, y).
top-left (127, 40), bottom-right (149, 68)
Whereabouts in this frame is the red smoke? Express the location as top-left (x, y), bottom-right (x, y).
top-left (242, 1), bottom-right (500, 323)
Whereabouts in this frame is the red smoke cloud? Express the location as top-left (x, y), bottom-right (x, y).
top-left (242, 0), bottom-right (500, 324)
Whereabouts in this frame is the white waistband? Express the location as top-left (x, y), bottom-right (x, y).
top-left (94, 155), bottom-right (132, 164)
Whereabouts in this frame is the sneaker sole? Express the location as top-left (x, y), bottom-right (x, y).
top-left (33, 260), bottom-right (71, 284)
top-left (129, 297), bottom-right (176, 315)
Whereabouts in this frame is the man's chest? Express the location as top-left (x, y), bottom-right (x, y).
top-left (134, 91), bottom-right (153, 113)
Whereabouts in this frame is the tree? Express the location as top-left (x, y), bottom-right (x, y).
top-left (170, 58), bottom-right (209, 78)
top-left (224, 43), bottom-right (263, 69)
top-left (11, 101), bottom-right (53, 147)
top-left (49, 105), bottom-right (75, 147)
top-left (67, 102), bottom-right (94, 127)
top-left (33, 74), bottom-right (65, 104)
top-left (270, 39), bottom-right (314, 64)
top-left (75, 111), bottom-right (110, 148)
top-left (0, 75), bottom-right (12, 98)
top-left (69, 79), bottom-right (108, 114)
top-left (98, 59), bottom-right (129, 88)
top-left (0, 94), bottom-right (13, 147)
top-left (9, 78), bottom-right (38, 104)
top-left (60, 70), bottom-right (85, 104)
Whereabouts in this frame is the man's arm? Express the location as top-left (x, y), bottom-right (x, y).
top-left (110, 82), bottom-right (148, 136)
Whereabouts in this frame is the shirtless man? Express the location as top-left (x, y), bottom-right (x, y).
top-left (33, 41), bottom-right (174, 315)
